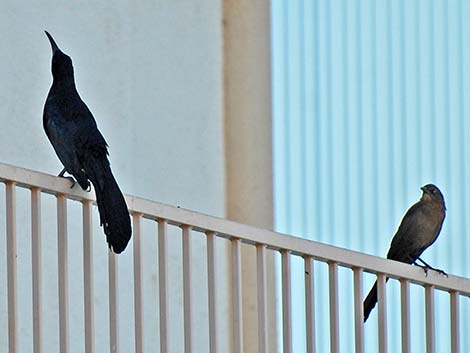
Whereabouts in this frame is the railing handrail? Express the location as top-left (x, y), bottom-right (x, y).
top-left (1, 161), bottom-right (469, 295)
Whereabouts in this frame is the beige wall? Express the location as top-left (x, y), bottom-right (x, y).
top-left (224, 1), bottom-right (277, 352)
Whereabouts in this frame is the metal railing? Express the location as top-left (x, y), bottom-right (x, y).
top-left (1, 162), bottom-right (469, 353)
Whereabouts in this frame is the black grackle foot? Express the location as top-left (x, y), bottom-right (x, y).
top-left (63, 176), bottom-right (76, 188)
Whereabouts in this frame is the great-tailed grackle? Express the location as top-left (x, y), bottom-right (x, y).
top-left (363, 184), bottom-right (446, 322)
top-left (43, 31), bottom-right (132, 253)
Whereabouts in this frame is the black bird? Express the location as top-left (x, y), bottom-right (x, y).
top-left (363, 184), bottom-right (446, 322)
top-left (43, 31), bottom-right (132, 253)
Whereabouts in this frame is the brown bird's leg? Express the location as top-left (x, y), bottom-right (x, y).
top-left (57, 168), bottom-right (76, 188)
top-left (413, 262), bottom-right (430, 276)
top-left (409, 255), bottom-right (430, 276)
top-left (415, 257), bottom-right (448, 277)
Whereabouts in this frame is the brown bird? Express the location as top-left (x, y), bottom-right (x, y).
top-left (363, 184), bottom-right (446, 322)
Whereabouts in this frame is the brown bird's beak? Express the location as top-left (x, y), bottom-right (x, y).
top-left (420, 186), bottom-right (427, 194)
top-left (45, 31), bottom-right (60, 54)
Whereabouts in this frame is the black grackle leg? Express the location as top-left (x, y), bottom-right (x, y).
top-left (57, 168), bottom-right (76, 188)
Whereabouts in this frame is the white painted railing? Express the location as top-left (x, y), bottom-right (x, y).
top-left (0, 162), bottom-right (469, 353)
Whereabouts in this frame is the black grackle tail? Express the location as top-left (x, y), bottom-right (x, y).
top-left (83, 151), bottom-right (131, 253)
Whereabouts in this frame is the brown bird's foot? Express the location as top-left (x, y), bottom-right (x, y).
top-left (414, 263), bottom-right (448, 277)
top-left (432, 268), bottom-right (448, 277)
top-left (415, 257), bottom-right (448, 277)
top-left (414, 264), bottom-right (430, 277)
top-left (423, 265), bottom-right (448, 277)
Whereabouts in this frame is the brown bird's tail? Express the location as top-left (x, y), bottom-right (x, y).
top-left (84, 151), bottom-right (132, 253)
top-left (363, 281), bottom-right (378, 322)
top-left (363, 278), bottom-right (390, 322)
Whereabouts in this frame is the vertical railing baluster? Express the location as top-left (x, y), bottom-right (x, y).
top-left (206, 231), bottom-right (218, 353)
top-left (158, 219), bottom-right (169, 353)
top-left (82, 200), bottom-right (94, 353)
top-left (6, 182), bottom-right (18, 353)
top-left (304, 256), bottom-right (316, 353)
top-left (231, 238), bottom-right (243, 353)
top-left (57, 194), bottom-right (69, 353)
top-left (353, 268), bottom-right (364, 353)
top-left (328, 262), bottom-right (339, 353)
top-left (282, 251), bottom-right (292, 353)
top-left (31, 187), bottom-right (42, 353)
top-left (256, 244), bottom-right (268, 353)
top-left (108, 252), bottom-right (119, 353)
top-left (182, 225), bottom-right (193, 353)
top-left (133, 213), bottom-right (143, 353)
top-left (400, 279), bottom-right (410, 353)
top-left (425, 285), bottom-right (435, 353)
top-left (377, 273), bottom-right (387, 353)
top-left (3, 164), bottom-right (470, 353)
top-left (450, 291), bottom-right (460, 353)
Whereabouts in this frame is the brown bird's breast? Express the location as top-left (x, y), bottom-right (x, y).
top-left (412, 201), bottom-right (445, 249)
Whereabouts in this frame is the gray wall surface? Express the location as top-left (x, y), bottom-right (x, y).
top-left (0, 1), bottom-right (227, 353)
top-left (0, 1), bottom-right (224, 215)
